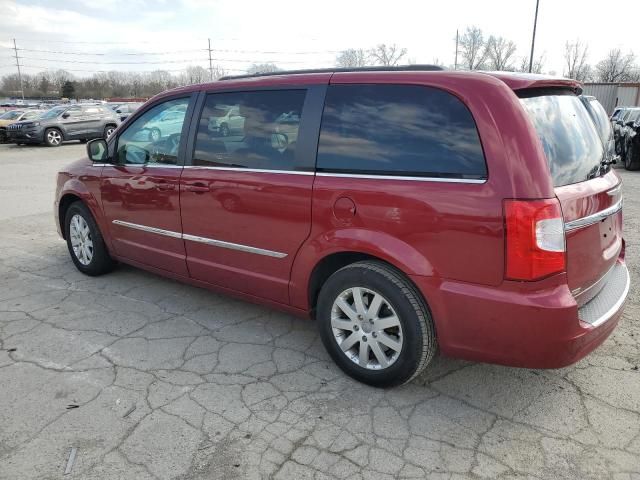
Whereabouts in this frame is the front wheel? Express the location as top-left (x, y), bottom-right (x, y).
top-left (148, 127), bottom-right (161, 142)
top-left (317, 261), bottom-right (437, 387)
top-left (44, 128), bottom-right (63, 147)
top-left (64, 202), bottom-right (116, 276)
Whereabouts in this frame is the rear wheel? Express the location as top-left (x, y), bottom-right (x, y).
top-left (44, 128), bottom-right (62, 147)
top-left (64, 202), bottom-right (116, 276)
top-left (104, 125), bottom-right (116, 139)
top-left (317, 261), bottom-right (437, 387)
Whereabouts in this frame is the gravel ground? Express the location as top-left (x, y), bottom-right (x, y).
top-left (0, 142), bottom-right (639, 480)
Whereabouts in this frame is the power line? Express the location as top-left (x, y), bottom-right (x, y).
top-left (16, 63), bottom-right (247, 74)
top-left (1, 45), bottom-right (339, 56)
top-left (13, 55), bottom-right (308, 65)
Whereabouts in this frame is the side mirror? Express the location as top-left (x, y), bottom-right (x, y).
top-left (115, 109), bottom-right (122, 114)
top-left (61, 112), bottom-right (70, 119)
top-left (87, 138), bottom-right (108, 162)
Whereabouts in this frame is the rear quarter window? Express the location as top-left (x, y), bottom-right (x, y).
top-left (316, 84), bottom-right (487, 179)
top-left (520, 93), bottom-right (603, 187)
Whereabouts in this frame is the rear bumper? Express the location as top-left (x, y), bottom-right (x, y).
top-left (411, 259), bottom-right (628, 369)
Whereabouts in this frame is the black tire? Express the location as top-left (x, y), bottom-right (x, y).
top-left (317, 260), bottom-right (437, 387)
top-left (220, 123), bottom-right (230, 137)
top-left (64, 201), bottom-right (116, 276)
top-left (79, 138), bottom-right (88, 143)
top-left (626, 142), bottom-right (640, 171)
top-left (104, 125), bottom-right (117, 139)
top-left (44, 128), bottom-right (63, 147)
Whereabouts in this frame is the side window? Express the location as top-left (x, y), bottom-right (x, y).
top-left (116, 98), bottom-right (189, 166)
top-left (84, 107), bottom-right (100, 115)
top-left (317, 84), bottom-right (487, 179)
top-left (65, 107), bottom-right (82, 118)
top-left (193, 89), bottom-right (307, 170)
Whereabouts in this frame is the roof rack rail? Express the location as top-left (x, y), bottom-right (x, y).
top-left (218, 64), bottom-right (445, 81)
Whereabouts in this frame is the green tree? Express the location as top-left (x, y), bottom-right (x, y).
top-left (61, 80), bottom-right (75, 99)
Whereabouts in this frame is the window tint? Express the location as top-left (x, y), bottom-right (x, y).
top-left (316, 84), bottom-right (486, 179)
top-left (520, 94), bottom-right (603, 187)
top-left (193, 90), bottom-right (307, 170)
top-left (116, 98), bottom-right (189, 166)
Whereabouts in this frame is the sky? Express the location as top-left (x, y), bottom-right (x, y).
top-left (0, 0), bottom-right (638, 78)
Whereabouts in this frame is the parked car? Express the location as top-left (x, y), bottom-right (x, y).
top-left (6, 104), bottom-right (119, 147)
top-left (613, 107), bottom-right (638, 155)
top-left (618, 108), bottom-right (640, 169)
top-left (0, 109), bottom-right (44, 143)
top-left (207, 104), bottom-right (245, 136)
top-left (113, 102), bottom-right (143, 122)
top-left (54, 67), bottom-right (629, 387)
top-left (620, 110), bottom-right (640, 171)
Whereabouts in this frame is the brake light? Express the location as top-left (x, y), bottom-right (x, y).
top-left (504, 199), bottom-right (566, 281)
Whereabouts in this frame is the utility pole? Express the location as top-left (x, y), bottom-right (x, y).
top-left (528, 0), bottom-right (540, 73)
top-left (208, 38), bottom-right (214, 81)
top-left (12, 38), bottom-right (24, 100)
top-left (454, 29), bottom-right (459, 70)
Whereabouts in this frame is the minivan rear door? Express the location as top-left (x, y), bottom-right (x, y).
top-left (520, 92), bottom-right (623, 306)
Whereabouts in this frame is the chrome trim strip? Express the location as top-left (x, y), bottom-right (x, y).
top-left (316, 172), bottom-right (486, 183)
top-left (182, 234), bottom-right (287, 258)
top-left (112, 220), bottom-right (287, 258)
top-left (182, 166), bottom-right (314, 176)
top-left (589, 265), bottom-right (630, 328)
top-left (564, 199), bottom-right (623, 232)
top-left (112, 220), bottom-right (182, 239)
top-left (99, 164), bottom-right (184, 169)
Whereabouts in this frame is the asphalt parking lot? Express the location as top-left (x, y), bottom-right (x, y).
top-left (0, 142), bottom-right (638, 480)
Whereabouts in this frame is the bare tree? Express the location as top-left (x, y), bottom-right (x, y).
top-left (486, 36), bottom-right (517, 71)
top-left (459, 26), bottom-right (489, 70)
top-left (563, 40), bottom-right (591, 81)
top-left (246, 63), bottom-right (280, 75)
top-left (369, 44), bottom-right (407, 66)
top-left (519, 54), bottom-right (545, 74)
top-left (595, 49), bottom-right (637, 82)
top-left (336, 49), bottom-right (369, 68)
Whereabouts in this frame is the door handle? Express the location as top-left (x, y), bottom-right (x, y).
top-left (183, 182), bottom-right (210, 193)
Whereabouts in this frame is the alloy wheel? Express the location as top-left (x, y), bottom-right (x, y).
top-left (331, 287), bottom-right (403, 370)
top-left (69, 214), bottom-right (94, 266)
top-left (47, 130), bottom-right (62, 146)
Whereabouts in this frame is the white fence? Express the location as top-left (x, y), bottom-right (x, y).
top-left (583, 83), bottom-right (640, 114)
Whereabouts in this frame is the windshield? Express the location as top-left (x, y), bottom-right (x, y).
top-left (0, 110), bottom-right (23, 120)
top-left (40, 107), bottom-right (67, 119)
top-left (520, 93), bottom-right (604, 187)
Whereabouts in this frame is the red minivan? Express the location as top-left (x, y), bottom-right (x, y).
top-left (55, 66), bottom-right (629, 387)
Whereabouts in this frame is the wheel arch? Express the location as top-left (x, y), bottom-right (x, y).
top-left (291, 229), bottom-right (435, 315)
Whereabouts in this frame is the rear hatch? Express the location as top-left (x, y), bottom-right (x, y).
top-left (520, 91), bottom-right (623, 306)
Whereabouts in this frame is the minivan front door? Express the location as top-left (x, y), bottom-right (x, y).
top-left (180, 88), bottom-right (323, 304)
top-left (100, 96), bottom-right (193, 275)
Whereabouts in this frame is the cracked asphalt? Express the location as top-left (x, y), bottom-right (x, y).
top-left (0, 142), bottom-right (639, 480)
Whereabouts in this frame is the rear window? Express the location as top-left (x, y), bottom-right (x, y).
top-left (520, 93), bottom-right (604, 187)
top-left (316, 84), bottom-right (487, 179)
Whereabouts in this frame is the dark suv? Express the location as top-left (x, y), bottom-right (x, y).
top-left (54, 67), bottom-right (628, 387)
top-left (7, 104), bottom-right (119, 147)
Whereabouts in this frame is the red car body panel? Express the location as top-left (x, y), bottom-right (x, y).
top-left (55, 70), bottom-right (627, 370)
top-left (179, 169), bottom-right (314, 304)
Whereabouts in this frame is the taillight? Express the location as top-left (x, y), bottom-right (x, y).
top-left (504, 199), bottom-right (566, 281)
